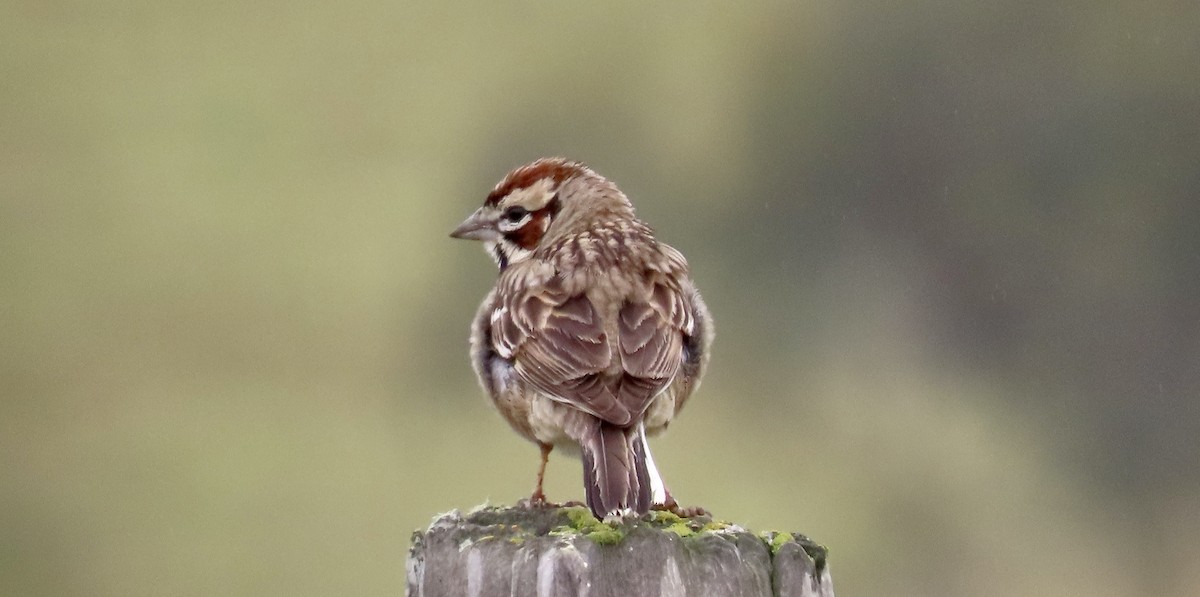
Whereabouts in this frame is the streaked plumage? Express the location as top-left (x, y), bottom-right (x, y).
top-left (451, 158), bottom-right (713, 518)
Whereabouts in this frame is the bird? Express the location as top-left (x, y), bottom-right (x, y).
top-left (449, 157), bottom-right (713, 519)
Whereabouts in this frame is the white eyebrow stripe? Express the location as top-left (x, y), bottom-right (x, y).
top-left (497, 214), bottom-right (533, 233)
top-left (501, 177), bottom-right (557, 211)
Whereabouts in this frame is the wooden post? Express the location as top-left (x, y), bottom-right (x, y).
top-left (407, 505), bottom-right (833, 597)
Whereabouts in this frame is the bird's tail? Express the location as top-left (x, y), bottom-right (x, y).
top-left (580, 421), bottom-right (652, 518)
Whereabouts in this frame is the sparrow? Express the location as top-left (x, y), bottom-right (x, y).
top-left (450, 157), bottom-right (713, 519)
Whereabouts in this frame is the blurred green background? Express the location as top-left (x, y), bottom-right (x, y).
top-left (2, 1), bottom-right (1198, 596)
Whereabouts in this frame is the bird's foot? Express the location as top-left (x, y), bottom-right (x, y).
top-left (654, 496), bottom-right (709, 518)
top-left (515, 492), bottom-right (585, 510)
top-left (516, 490), bottom-right (551, 509)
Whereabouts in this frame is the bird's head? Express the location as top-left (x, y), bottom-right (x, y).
top-left (450, 157), bottom-right (633, 270)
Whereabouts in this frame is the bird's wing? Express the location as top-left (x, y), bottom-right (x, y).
top-left (614, 280), bottom-right (688, 418)
top-left (491, 260), bottom-right (690, 427)
top-left (492, 262), bottom-right (631, 425)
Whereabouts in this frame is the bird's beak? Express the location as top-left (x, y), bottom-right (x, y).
top-left (449, 208), bottom-right (497, 241)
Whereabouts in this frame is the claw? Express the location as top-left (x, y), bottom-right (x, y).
top-left (654, 491), bottom-right (709, 518)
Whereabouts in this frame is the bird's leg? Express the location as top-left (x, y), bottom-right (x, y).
top-left (521, 443), bottom-right (585, 508)
top-left (529, 443), bottom-right (553, 505)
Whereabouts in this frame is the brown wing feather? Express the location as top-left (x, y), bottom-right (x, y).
top-left (615, 281), bottom-right (688, 416)
top-left (492, 259), bottom-right (693, 428)
top-left (492, 267), bottom-right (632, 425)
top-left (517, 295), bottom-right (634, 424)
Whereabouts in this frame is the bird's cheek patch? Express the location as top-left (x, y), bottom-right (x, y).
top-left (505, 211), bottom-right (551, 251)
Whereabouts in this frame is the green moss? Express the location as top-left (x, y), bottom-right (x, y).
top-left (585, 526), bottom-right (626, 545)
top-left (547, 507), bottom-right (627, 545)
top-left (764, 531), bottom-right (794, 555)
top-left (701, 520), bottom-right (731, 533)
top-left (759, 531), bottom-right (829, 570)
top-left (563, 507), bottom-right (599, 530)
top-left (665, 522), bottom-right (694, 538)
top-left (647, 510), bottom-right (685, 526)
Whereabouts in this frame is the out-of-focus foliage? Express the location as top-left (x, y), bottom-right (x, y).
top-left (2, 1), bottom-right (1197, 596)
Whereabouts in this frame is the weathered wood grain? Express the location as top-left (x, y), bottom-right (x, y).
top-left (407, 505), bottom-right (833, 597)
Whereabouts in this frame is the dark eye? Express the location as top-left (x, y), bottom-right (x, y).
top-left (504, 206), bottom-right (528, 222)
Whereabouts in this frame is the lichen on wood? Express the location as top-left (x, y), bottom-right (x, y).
top-left (407, 504), bottom-right (833, 597)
